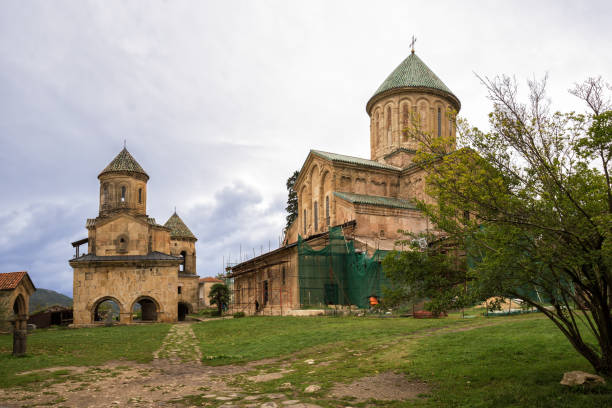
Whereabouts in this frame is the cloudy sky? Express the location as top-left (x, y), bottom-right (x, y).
top-left (0, 1), bottom-right (610, 296)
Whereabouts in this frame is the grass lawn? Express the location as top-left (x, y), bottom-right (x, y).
top-left (191, 315), bottom-right (470, 365)
top-left (190, 314), bottom-right (611, 407)
top-left (0, 324), bottom-right (170, 388)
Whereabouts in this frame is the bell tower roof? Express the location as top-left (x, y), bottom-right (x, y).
top-left (98, 148), bottom-right (149, 180)
top-left (366, 52), bottom-right (460, 113)
top-left (164, 212), bottom-right (197, 240)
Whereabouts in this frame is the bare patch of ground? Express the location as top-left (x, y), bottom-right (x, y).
top-left (331, 371), bottom-right (430, 401)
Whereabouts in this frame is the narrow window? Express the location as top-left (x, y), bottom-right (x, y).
top-left (303, 209), bottom-right (307, 235)
top-left (386, 106), bottom-right (392, 145)
top-left (121, 186), bottom-right (126, 202)
top-left (103, 184), bottom-right (109, 203)
top-left (282, 266), bottom-right (286, 285)
top-left (314, 201), bottom-right (318, 232)
top-left (463, 210), bottom-right (470, 222)
top-left (437, 108), bottom-right (442, 137)
top-left (138, 188), bottom-right (142, 203)
top-left (325, 196), bottom-right (330, 226)
top-left (402, 105), bottom-right (409, 140)
top-left (178, 286), bottom-right (182, 294)
top-left (180, 250), bottom-right (186, 272)
top-left (449, 117), bottom-right (452, 137)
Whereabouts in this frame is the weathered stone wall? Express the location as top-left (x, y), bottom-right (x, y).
top-left (93, 215), bottom-right (150, 256)
top-left (178, 274), bottom-right (199, 313)
top-left (231, 246), bottom-right (299, 316)
top-left (0, 283), bottom-right (33, 331)
top-left (72, 262), bottom-right (180, 325)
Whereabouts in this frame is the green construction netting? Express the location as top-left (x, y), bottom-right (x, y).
top-left (297, 226), bottom-right (393, 308)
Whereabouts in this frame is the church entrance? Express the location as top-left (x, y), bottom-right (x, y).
top-left (92, 297), bottom-right (121, 323)
top-left (177, 302), bottom-right (190, 321)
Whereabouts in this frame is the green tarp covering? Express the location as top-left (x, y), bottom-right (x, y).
top-left (297, 226), bottom-right (392, 308)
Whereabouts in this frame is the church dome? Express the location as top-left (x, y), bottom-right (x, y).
top-left (366, 52), bottom-right (460, 114)
top-left (164, 212), bottom-right (197, 240)
top-left (98, 148), bottom-right (149, 181)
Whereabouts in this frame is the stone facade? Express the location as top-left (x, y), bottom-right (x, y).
top-left (0, 272), bottom-right (36, 332)
top-left (230, 50), bottom-right (460, 314)
top-left (70, 148), bottom-right (199, 326)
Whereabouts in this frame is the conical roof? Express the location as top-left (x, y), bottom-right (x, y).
top-left (367, 52), bottom-right (459, 111)
top-left (99, 148), bottom-right (149, 179)
top-left (164, 212), bottom-right (196, 240)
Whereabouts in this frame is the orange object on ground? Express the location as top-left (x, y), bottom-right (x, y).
top-left (369, 296), bottom-right (379, 306)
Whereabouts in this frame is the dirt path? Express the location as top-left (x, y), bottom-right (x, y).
top-left (153, 323), bottom-right (202, 364)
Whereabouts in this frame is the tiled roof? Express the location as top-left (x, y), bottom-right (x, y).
top-left (0, 271), bottom-right (27, 290)
top-left (70, 251), bottom-right (182, 262)
top-left (164, 212), bottom-right (196, 240)
top-left (311, 150), bottom-right (400, 171)
top-left (99, 148), bottom-right (149, 179)
top-left (333, 192), bottom-right (419, 210)
top-left (370, 52), bottom-right (457, 103)
top-left (199, 277), bottom-right (224, 283)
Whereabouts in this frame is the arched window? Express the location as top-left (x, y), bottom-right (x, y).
top-left (375, 112), bottom-right (380, 144)
top-left (402, 105), bottom-right (409, 140)
top-left (121, 186), bottom-right (126, 202)
top-left (325, 196), bottom-right (330, 226)
top-left (437, 108), bottom-right (442, 137)
top-left (386, 107), bottom-right (392, 145)
top-left (103, 184), bottom-right (109, 204)
top-left (314, 201), bottom-right (318, 232)
top-left (180, 250), bottom-right (187, 272)
top-left (138, 188), bottom-right (142, 204)
top-left (449, 117), bottom-right (453, 137)
top-left (303, 209), bottom-right (307, 235)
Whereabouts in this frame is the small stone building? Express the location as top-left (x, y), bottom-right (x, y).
top-left (69, 148), bottom-right (199, 326)
top-left (198, 277), bottom-right (225, 307)
top-left (229, 50), bottom-right (460, 315)
top-left (0, 272), bottom-right (36, 331)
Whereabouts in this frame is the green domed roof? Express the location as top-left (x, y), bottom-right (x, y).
top-left (164, 212), bottom-right (196, 240)
top-left (368, 52), bottom-right (458, 110)
top-left (99, 148), bottom-right (149, 179)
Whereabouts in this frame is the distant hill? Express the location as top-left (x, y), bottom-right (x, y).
top-left (29, 288), bottom-right (72, 313)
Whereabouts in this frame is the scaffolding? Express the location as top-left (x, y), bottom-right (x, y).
top-left (298, 226), bottom-right (392, 309)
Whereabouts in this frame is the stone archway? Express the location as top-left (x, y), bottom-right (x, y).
top-left (130, 296), bottom-right (160, 322)
top-left (91, 296), bottom-right (122, 324)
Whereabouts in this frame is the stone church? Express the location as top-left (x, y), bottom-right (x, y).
top-left (228, 50), bottom-right (460, 315)
top-left (69, 148), bottom-right (199, 326)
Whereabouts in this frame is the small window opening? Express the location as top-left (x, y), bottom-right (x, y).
top-left (282, 266), bottom-right (286, 285)
top-left (380, 229), bottom-right (385, 238)
top-left (437, 108), bottom-right (442, 137)
top-left (325, 195), bottom-right (330, 226)
top-left (463, 210), bottom-right (470, 222)
top-left (178, 286), bottom-right (182, 294)
top-left (121, 186), bottom-right (126, 202)
top-left (138, 188), bottom-right (142, 203)
top-left (179, 250), bottom-right (187, 272)
top-left (303, 209), bottom-right (307, 235)
top-left (103, 184), bottom-right (109, 203)
top-left (314, 201), bottom-right (318, 232)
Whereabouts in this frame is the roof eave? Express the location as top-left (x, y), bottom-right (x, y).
top-left (366, 86), bottom-right (461, 116)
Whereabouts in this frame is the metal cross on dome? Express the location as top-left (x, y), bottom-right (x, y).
top-left (410, 35), bottom-right (417, 53)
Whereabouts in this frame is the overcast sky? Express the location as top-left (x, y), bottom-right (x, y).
top-left (1, 1), bottom-right (610, 296)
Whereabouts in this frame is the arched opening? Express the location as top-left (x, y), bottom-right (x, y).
top-left (121, 186), bottom-right (126, 202)
top-left (13, 294), bottom-right (25, 317)
top-left (131, 296), bottom-right (159, 322)
top-left (92, 297), bottom-right (121, 323)
top-left (138, 188), bottom-right (142, 204)
top-left (179, 250), bottom-right (187, 272)
top-left (177, 302), bottom-right (191, 321)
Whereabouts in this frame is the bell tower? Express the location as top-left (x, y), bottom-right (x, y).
top-left (98, 147), bottom-right (149, 217)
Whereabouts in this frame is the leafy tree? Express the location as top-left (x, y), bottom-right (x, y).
top-left (385, 75), bottom-right (612, 375)
top-left (285, 170), bottom-right (300, 230)
top-left (208, 283), bottom-right (230, 316)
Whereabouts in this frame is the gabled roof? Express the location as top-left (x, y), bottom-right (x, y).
top-left (334, 191), bottom-right (419, 210)
top-left (0, 271), bottom-right (34, 291)
top-left (199, 277), bottom-right (224, 283)
top-left (368, 52), bottom-right (459, 111)
top-left (311, 150), bottom-right (400, 171)
top-left (164, 212), bottom-right (197, 240)
top-left (99, 148), bottom-right (149, 180)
